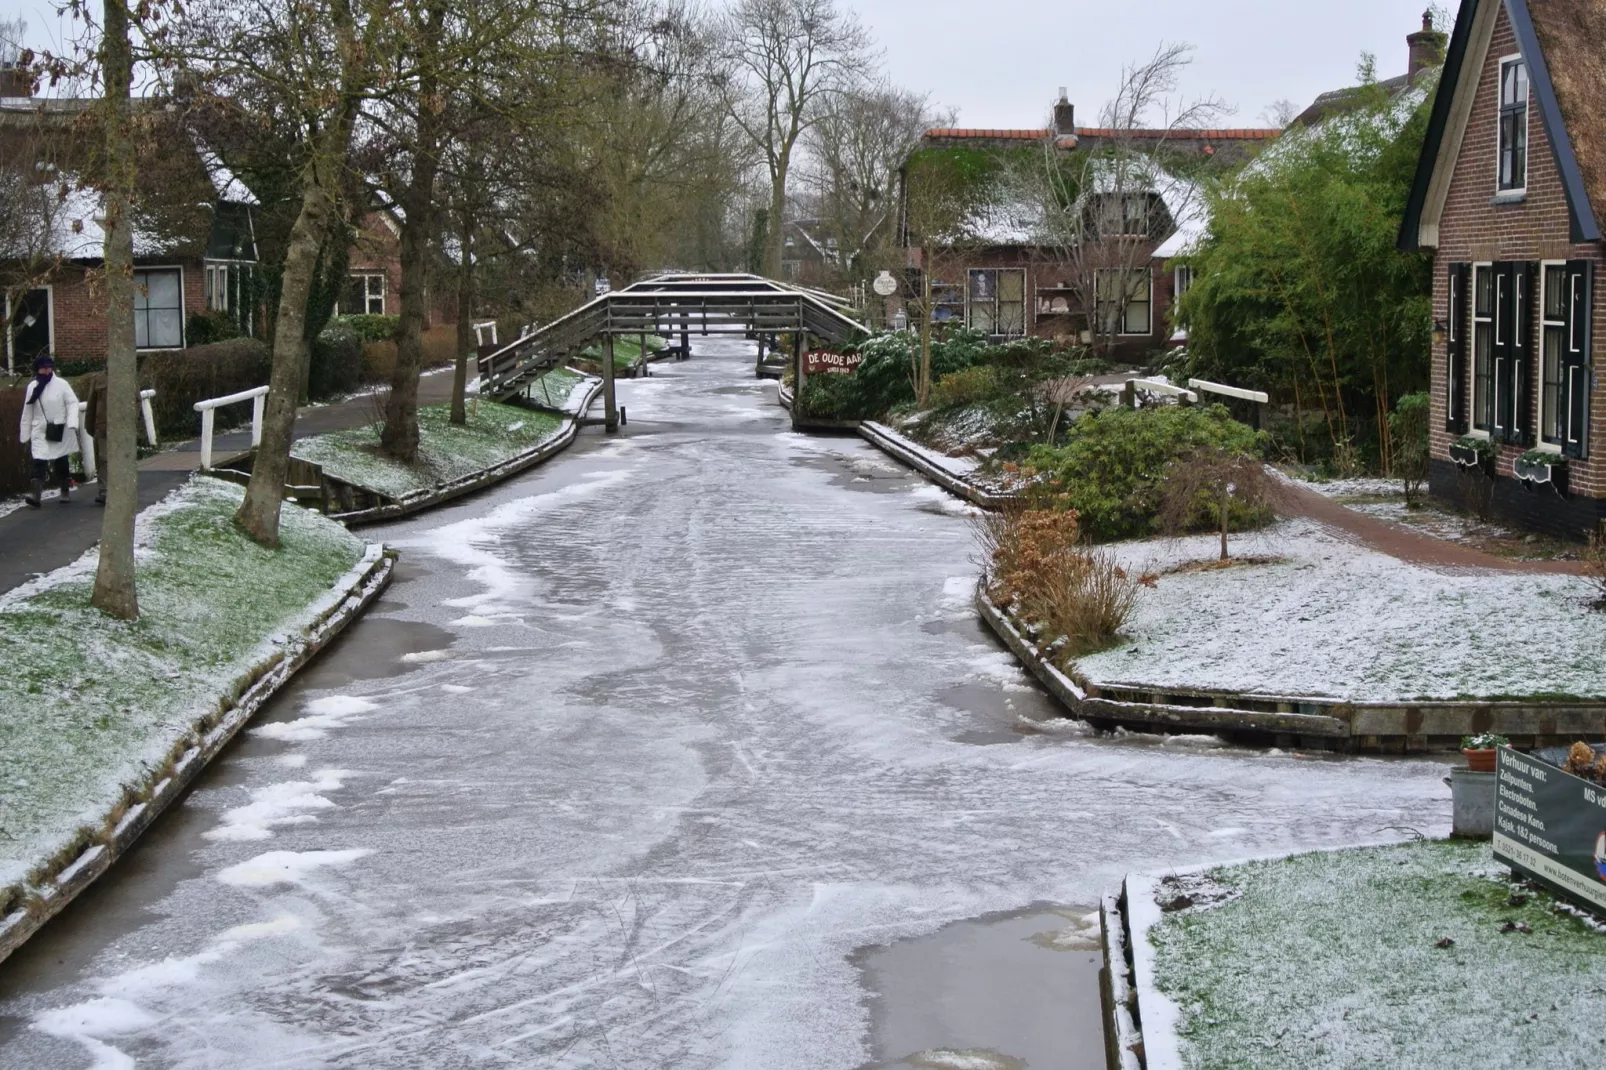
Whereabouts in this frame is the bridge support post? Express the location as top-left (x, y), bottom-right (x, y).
top-left (791, 331), bottom-right (806, 430)
top-left (679, 310), bottom-right (690, 359)
top-left (603, 334), bottom-right (619, 433)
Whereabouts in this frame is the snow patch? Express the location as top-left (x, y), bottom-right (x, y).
top-left (217, 849), bottom-right (372, 888)
top-left (204, 770), bottom-right (348, 842)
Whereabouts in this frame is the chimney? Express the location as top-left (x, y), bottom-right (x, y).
top-left (1407, 10), bottom-right (1448, 85)
top-left (0, 65), bottom-right (34, 99)
top-left (1053, 88), bottom-right (1075, 136)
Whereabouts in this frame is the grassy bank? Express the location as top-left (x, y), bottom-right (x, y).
top-left (291, 400), bottom-right (563, 500)
top-left (1150, 841), bottom-right (1606, 1069)
top-left (0, 478), bottom-right (365, 913)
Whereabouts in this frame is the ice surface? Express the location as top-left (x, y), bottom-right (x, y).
top-left (0, 340), bottom-right (1452, 1070)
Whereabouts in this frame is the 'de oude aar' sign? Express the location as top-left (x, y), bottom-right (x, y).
top-left (1494, 747), bottom-right (1606, 915)
top-left (803, 351), bottom-right (864, 376)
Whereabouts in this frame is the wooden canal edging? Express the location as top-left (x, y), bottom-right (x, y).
top-left (858, 420), bottom-right (1017, 510)
top-left (0, 545), bottom-right (395, 967)
top-left (975, 583), bottom-right (1606, 752)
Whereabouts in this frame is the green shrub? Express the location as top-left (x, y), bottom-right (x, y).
top-left (308, 324), bottom-right (365, 399)
top-left (332, 314), bottom-right (400, 342)
top-left (186, 309), bottom-right (241, 347)
top-left (140, 339), bottom-right (272, 439)
top-left (931, 365), bottom-right (1003, 409)
top-left (1025, 404), bottom-right (1263, 541)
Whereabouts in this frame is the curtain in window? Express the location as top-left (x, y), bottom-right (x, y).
top-left (134, 269), bottom-right (183, 349)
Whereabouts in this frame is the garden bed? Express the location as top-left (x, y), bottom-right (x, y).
top-left (1138, 840), bottom-right (1606, 1069)
top-left (1083, 519), bottom-right (1603, 703)
top-left (0, 478), bottom-right (386, 961)
top-left (290, 399), bottom-right (565, 501)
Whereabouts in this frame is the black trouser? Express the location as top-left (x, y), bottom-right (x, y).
top-left (32, 456), bottom-right (71, 493)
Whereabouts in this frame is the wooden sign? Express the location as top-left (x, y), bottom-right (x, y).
top-left (803, 351), bottom-right (864, 375)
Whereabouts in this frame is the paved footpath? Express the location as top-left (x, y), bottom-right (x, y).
top-left (1275, 478), bottom-right (1583, 576)
top-left (0, 369), bottom-right (457, 596)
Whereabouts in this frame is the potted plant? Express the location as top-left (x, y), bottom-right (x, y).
top-left (1514, 449), bottom-right (1568, 494)
top-left (1449, 435), bottom-right (1496, 474)
top-left (1462, 732), bottom-right (1509, 772)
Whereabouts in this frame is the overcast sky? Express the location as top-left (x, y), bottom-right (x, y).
top-left (6, 0), bottom-right (1440, 128)
top-left (860, 0), bottom-right (1441, 129)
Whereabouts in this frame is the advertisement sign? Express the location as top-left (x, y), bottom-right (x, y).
top-left (1493, 747), bottom-right (1606, 915)
top-left (872, 271), bottom-right (899, 297)
top-left (803, 350), bottom-right (864, 376)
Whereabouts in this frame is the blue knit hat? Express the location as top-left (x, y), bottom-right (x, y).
top-left (33, 354), bottom-right (54, 371)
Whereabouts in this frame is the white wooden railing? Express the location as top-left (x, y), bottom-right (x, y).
top-left (75, 389), bottom-right (158, 481)
top-left (1189, 379), bottom-right (1270, 404)
top-left (194, 385), bottom-right (269, 470)
top-left (1127, 378), bottom-right (1198, 405)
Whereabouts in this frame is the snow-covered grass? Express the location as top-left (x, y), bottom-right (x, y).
top-left (1079, 518), bottom-right (1603, 701)
top-left (0, 478), bottom-right (364, 911)
top-left (290, 400), bottom-right (563, 500)
top-left (1150, 840), bottom-right (1606, 1069)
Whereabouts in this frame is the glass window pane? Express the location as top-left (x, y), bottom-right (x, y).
top-left (1475, 267), bottom-right (1492, 316)
top-left (150, 308), bottom-right (182, 348)
top-left (1125, 300), bottom-right (1150, 335)
top-left (1543, 325), bottom-right (1566, 442)
top-left (998, 301), bottom-right (1024, 336)
top-left (969, 270), bottom-right (994, 302)
top-left (1473, 322), bottom-right (1494, 430)
top-left (998, 271), bottom-right (1023, 301)
top-left (1544, 266), bottom-right (1567, 319)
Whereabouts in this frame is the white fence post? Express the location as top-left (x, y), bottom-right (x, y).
top-left (193, 385), bottom-right (270, 472)
top-left (139, 388), bottom-right (158, 445)
top-left (75, 402), bottom-right (96, 480)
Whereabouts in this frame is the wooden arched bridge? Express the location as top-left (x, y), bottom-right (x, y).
top-left (477, 273), bottom-right (869, 430)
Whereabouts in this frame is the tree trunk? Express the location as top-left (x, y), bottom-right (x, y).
top-left (382, 11), bottom-right (446, 461)
top-left (450, 218), bottom-right (474, 426)
top-left (764, 148), bottom-right (790, 278)
top-left (91, 0), bottom-right (138, 621)
top-left (235, 19), bottom-right (361, 545)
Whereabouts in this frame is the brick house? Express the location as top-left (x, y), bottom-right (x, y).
top-left (897, 101), bottom-right (1277, 361)
top-left (1399, 0), bottom-right (1606, 536)
top-left (0, 94), bottom-right (264, 372)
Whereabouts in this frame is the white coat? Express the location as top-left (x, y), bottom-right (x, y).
top-left (17, 374), bottom-right (81, 462)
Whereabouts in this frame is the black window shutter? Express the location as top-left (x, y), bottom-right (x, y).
top-left (1447, 263), bottom-right (1470, 432)
top-left (1564, 259), bottom-right (1593, 459)
top-left (1492, 262), bottom-right (1515, 439)
top-left (1512, 262), bottom-right (1536, 445)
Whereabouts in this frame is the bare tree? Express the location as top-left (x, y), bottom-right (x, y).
top-left (1156, 446), bottom-right (1276, 562)
top-left (1011, 43), bottom-right (1227, 357)
top-left (717, 0), bottom-right (871, 278)
top-left (801, 80), bottom-right (947, 288)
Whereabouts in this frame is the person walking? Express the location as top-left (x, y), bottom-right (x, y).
top-left (17, 354), bottom-right (81, 508)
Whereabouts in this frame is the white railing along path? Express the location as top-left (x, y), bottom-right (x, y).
top-left (75, 389), bottom-right (158, 481)
top-left (194, 385), bottom-right (269, 471)
top-left (1188, 379), bottom-right (1270, 404)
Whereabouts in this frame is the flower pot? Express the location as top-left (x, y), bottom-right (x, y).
top-left (1514, 454), bottom-right (1568, 495)
top-left (1448, 441), bottom-right (1493, 474)
top-left (1464, 747), bottom-right (1498, 772)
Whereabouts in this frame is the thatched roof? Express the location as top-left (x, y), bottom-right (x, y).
top-left (1527, 0), bottom-right (1606, 228)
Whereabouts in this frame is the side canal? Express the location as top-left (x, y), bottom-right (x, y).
top-left (0, 340), bottom-right (1449, 1069)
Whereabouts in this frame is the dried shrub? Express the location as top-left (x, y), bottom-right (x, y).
top-left (977, 504), bottom-right (1143, 657)
top-left (1156, 446), bottom-right (1279, 561)
top-left (362, 340), bottom-right (398, 383)
top-left (422, 324), bottom-right (458, 367)
top-left (931, 364), bottom-right (1002, 409)
top-left (1584, 524), bottom-right (1606, 609)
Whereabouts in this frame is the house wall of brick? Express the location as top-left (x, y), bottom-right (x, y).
top-left (1428, 6), bottom-right (1606, 535)
top-left (19, 258), bottom-right (204, 367)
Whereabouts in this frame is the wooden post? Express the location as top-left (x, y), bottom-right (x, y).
top-left (791, 330), bottom-right (806, 429)
top-left (603, 333), bottom-right (618, 432)
top-left (680, 308), bottom-right (690, 359)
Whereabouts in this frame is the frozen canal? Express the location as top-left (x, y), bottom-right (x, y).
top-left (0, 340), bottom-right (1450, 1068)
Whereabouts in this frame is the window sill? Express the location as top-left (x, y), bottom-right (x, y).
top-left (1490, 191), bottom-right (1527, 206)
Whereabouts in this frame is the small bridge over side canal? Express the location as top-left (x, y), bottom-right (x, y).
top-left (478, 273), bottom-right (869, 429)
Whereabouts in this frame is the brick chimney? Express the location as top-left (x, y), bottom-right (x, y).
top-left (1053, 88), bottom-right (1075, 136)
top-left (0, 65), bottom-right (33, 98)
top-left (1407, 10), bottom-right (1448, 85)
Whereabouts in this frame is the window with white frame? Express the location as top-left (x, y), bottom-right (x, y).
top-left (966, 268), bottom-right (1025, 337)
top-left (1498, 57), bottom-right (1529, 193)
top-left (1540, 261), bottom-right (1567, 448)
top-left (1096, 268), bottom-right (1153, 336)
top-left (1174, 264), bottom-right (1194, 301)
top-left (1471, 263), bottom-right (1495, 432)
top-left (342, 272), bottom-right (386, 315)
top-left (1097, 194), bottom-right (1150, 237)
top-left (205, 263), bottom-right (230, 311)
top-left (133, 268), bottom-right (184, 349)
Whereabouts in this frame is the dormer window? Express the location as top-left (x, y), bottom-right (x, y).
top-left (1498, 57), bottom-right (1529, 192)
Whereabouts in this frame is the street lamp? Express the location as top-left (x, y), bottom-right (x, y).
top-left (891, 308), bottom-right (908, 332)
